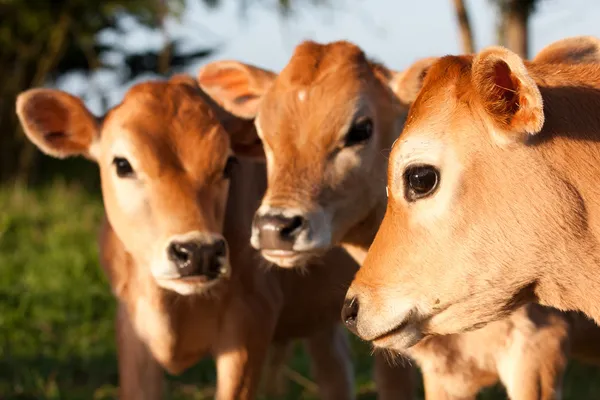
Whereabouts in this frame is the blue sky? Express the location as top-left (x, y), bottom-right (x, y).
top-left (59, 0), bottom-right (600, 114)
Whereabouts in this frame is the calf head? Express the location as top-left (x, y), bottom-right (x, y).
top-left (344, 45), bottom-right (600, 350)
top-left (198, 41), bottom-right (435, 267)
top-left (17, 77), bottom-right (260, 295)
top-left (532, 35), bottom-right (600, 64)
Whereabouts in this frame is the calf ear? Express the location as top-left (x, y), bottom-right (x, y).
top-left (16, 89), bottom-right (100, 160)
top-left (472, 47), bottom-right (544, 141)
top-left (197, 61), bottom-right (276, 120)
top-left (389, 57), bottom-right (438, 105)
top-left (533, 36), bottom-right (600, 64)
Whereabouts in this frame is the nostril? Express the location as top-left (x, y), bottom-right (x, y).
top-left (213, 239), bottom-right (227, 258)
top-left (280, 215), bottom-right (305, 239)
top-left (206, 256), bottom-right (222, 278)
top-left (342, 297), bottom-right (359, 330)
top-left (205, 239), bottom-right (227, 279)
top-left (168, 242), bottom-right (192, 264)
top-left (253, 213), bottom-right (307, 250)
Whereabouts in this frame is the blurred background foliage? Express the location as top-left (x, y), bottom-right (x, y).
top-left (2, 0), bottom-right (600, 399)
top-left (0, 0), bottom-right (304, 184)
top-left (0, 0), bottom-right (535, 185)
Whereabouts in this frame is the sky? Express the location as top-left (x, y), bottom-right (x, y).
top-left (59, 0), bottom-right (600, 114)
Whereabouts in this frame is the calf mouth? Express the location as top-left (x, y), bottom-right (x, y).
top-left (370, 320), bottom-right (425, 351)
top-left (366, 308), bottom-right (429, 351)
top-left (260, 249), bottom-right (325, 268)
top-left (154, 263), bottom-right (231, 295)
top-left (156, 275), bottom-right (227, 295)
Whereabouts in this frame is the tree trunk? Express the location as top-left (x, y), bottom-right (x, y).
top-left (501, 0), bottom-right (531, 59)
top-left (497, 9), bottom-right (507, 47)
top-left (452, 0), bottom-right (476, 54)
top-left (0, 12), bottom-right (71, 184)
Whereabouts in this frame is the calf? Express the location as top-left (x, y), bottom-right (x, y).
top-left (342, 36), bottom-right (600, 348)
top-left (197, 37), bottom-right (600, 399)
top-left (16, 76), bottom-right (360, 399)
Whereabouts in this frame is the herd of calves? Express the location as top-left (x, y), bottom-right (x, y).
top-left (15, 34), bottom-right (600, 399)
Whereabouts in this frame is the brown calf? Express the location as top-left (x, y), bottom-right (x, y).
top-left (343, 36), bottom-right (600, 350)
top-left (197, 37), bottom-right (600, 399)
top-left (16, 77), bottom-right (360, 399)
top-left (198, 47), bottom-right (417, 398)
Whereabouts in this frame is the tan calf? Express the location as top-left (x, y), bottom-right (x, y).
top-left (197, 37), bottom-right (600, 399)
top-left (342, 34), bottom-right (600, 352)
top-left (16, 77), bottom-right (360, 399)
top-left (198, 45), bottom-right (417, 398)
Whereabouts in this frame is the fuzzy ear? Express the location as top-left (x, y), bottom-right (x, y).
top-left (16, 89), bottom-right (100, 160)
top-left (197, 61), bottom-right (276, 120)
top-left (533, 36), bottom-right (600, 65)
top-left (389, 57), bottom-right (438, 105)
top-left (472, 47), bottom-right (544, 141)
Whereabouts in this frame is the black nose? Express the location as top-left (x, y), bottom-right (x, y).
top-left (253, 213), bottom-right (307, 250)
top-left (341, 297), bottom-right (359, 334)
top-left (167, 239), bottom-right (227, 279)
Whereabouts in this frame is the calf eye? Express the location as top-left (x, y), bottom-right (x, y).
top-left (404, 165), bottom-right (439, 201)
top-left (223, 156), bottom-right (238, 179)
top-left (113, 157), bottom-right (134, 178)
top-left (344, 117), bottom-right (373, 147)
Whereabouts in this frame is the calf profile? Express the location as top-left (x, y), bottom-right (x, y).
top-left (197, 37), bottom-right (600, 398)
top-left (344, 38), bottom-right (600, 347)
top-left (16, 77), bottom-right (360, 399)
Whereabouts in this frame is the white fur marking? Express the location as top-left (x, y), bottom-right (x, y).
top-left (298, 90), bottom-right (307, 102)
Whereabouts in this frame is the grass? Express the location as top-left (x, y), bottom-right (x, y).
top-left (1, 179), bottom-right (600, 399)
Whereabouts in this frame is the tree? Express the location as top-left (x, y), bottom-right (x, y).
top-left (452, 0), bottom-right (476, 54)
top-left (0, 0), bottom-right (316, 184)
top-left (0, 0), bottom-right (186, 183)
top-left (492, 0), bottom-right (539, 58)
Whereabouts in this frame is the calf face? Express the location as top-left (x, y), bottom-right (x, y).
top-left (198, 41), bottom-right (432, 267)
top-left (346, 46), bottom-right (600, 350)
top-left (17, 78), bottom-right (259, 295)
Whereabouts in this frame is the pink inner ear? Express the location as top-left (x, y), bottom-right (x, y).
top-left (493, 61), bottom-right (520, 115)
top-left (418, 67), bottom-right (430, 83)
top-left (25, 94), bottom-right (70, 137)
top-left (44, 131), bottom-right (68, 142)
top-left (233, 93), bottom-right (259, 105)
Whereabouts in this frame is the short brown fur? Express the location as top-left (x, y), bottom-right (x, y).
top-left (197, 38), bottom-right (600, 399)
top-left (348, 38), bottom-right (600, 358)
top-left (16, 77), bottom-right (360, 399)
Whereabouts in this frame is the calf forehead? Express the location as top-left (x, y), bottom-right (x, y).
top-left (260, 83), bottom-right (359, 148)
top-left (103, 82), bottom-right (229, 175)
top-left (402, 56), bottom-right (474, 136)
top-left (278, 40), bottom-right (370, 86)
top-left (258, 42), bottom-right (372, 149)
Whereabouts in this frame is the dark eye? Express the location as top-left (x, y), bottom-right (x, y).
top-left (344, 117), bottom-right (373, 147)
top-left (113, 157), bottom-right (134, 178)
top-left (404, 165), bottom-right (439, 201)
top-left (223, 156), bottom-right (238, 179)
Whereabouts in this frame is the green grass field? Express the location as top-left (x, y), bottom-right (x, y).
top-left (1, 180), bottom-right (600, 399)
